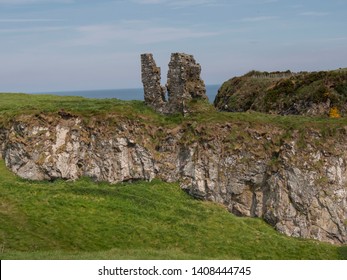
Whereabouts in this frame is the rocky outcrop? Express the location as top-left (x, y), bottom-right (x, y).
top-left (214, 70), bottom-right (347, 117)
top-left (141, 53), bottom-right (208, 115)
top-left (1, 114), bottom-right (347, 245)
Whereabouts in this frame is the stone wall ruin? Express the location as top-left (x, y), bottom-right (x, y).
top-left (141, 53), bottom-right (208, 114)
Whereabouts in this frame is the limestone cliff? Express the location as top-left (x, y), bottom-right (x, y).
top-left (1, 112), bottom-right (346, 245)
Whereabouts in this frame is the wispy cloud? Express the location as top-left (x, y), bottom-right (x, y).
top-left (326, 37), bottom-right (347, 41)
top-left (291, 4), bottom-right (303, 9)
top-left (0, 26), bottom-right (68, 33)
top-left (0, 18), bottom-right (67, 35)
top-left (0, 18), bottom-right (64, 23)
top-left (0, 19), bottom-right (218, 44)
top-left (0, 0), bottom-right (73, 4)
top-left (132, 0), bottom-right (164, 3)
top-left (68, 20), bottom-right (218, 46)
top-left (169, 0), bottom-right (220, 7)
top-left (132, 0), bottom-right (221, 8)
top-left (70, 20), bottom-right (219, 46)
top-left (299, 11), bottom-right (330, 16)
top-left (240, 16), bottom-right (278, 22)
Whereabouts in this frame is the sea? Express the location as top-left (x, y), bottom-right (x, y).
top-left (32, 84), bottom-right (221, 103)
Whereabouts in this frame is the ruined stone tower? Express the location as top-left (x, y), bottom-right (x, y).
top-left (141, 52), bottom-right (208, 114)
top-left (140, 53), bottom-right (167, 113)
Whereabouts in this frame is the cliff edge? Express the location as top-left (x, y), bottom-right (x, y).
top-left (0, 98), bottom-right (346, 245)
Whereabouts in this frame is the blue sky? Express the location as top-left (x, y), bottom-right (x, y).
top-left (0, 0), bottom-right (346, 92)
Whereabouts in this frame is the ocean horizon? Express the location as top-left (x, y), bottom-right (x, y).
top-left (31, 84), bottom-right (220, 103)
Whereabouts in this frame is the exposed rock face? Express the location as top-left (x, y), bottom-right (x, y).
top-left (0, 128), bottom-right (7, 159)
top-left (1, 114), bottom-right (347, 245)
top-left (3, 117), bottom-right (156, 183)
top-left (141, 53), bottom-right (208, 114)
top-left (178, 135), bottom-right (347, 245)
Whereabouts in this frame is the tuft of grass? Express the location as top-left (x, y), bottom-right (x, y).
top-left (0, 160), bottom-right (344, 260)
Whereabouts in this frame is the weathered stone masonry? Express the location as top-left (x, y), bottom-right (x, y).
top-left (141, 53), bottom-right (208, 114)
top-left (140, 53), bottom-right (167, 113)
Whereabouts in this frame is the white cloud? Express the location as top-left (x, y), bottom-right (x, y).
top-left (169, 0), bottom-right (219, 7)
top-left (70, 21), bottom-right (219, 46)
top-left (132, 0), bottom-right (220, 8)
top-left (326, 37), bottom-right (347, 41)
top-left (0, 18), bottom-right (64, 22)
top-left (0, 18), bottom-right (68, 35)
top-left (299, 11), bottom-right (330, 16)
top-left (291, 4), bottom-right (303, 9)
top-left (0, 0), bottom-right (73, 4)
top-left (133, 0), bottom-right (164, 3)
top-left (241, 16), bottom-right (278, 22)
top-left (0, 26), bottom-right (68, 33)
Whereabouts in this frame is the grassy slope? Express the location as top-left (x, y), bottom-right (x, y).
top-left (0, 160), bottom-right (346, 260)
top-left (1, 93), bottom-right (347, 259)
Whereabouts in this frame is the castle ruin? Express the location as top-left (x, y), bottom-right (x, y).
top-left (141, 53), bottom-right (208, 114)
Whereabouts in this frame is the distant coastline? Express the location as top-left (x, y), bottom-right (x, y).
top-left (30, 84), bottom-right (220, 103)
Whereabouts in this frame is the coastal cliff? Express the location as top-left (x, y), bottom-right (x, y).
top-left (1, 108), bottom-right (346, 245)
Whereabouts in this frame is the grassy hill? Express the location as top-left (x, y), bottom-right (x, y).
top-left (1, 92), bottom-right (347, 259)
top-left (0, 160), bottom-right (346, 260)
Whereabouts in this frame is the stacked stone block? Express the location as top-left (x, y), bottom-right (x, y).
top-left (141, 52), bottom-right (208, 115)
top-left (140, 53), bottom-right (167, 113)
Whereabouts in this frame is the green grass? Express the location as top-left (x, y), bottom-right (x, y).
top-left (2, 92), bottom-right (347, 131)
top-left (1, 92), bottom-right (347, 259)
top-left (0, 93), bottom-right (183, 127)
top-left (0, 160), bottom-right (345, 260)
